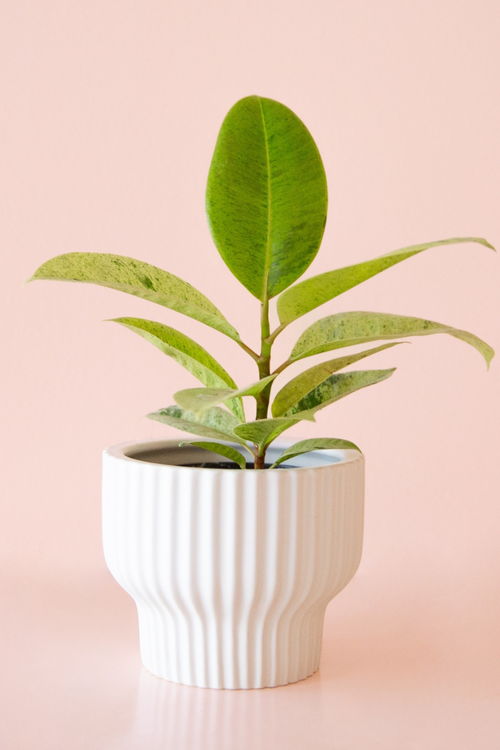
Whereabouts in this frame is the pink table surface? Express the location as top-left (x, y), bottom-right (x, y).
top-left (2, 552), bottom-right (499, 750)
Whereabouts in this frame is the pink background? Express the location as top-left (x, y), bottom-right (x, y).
top-left (1, 1), bottom-right (499, 747)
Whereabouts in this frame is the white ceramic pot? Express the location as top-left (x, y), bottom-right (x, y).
top-left (102, 439), bottom-right (364, 689)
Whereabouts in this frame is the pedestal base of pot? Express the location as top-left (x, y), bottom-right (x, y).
top-left (102, 440), bottom-right (364, 689)
top-left (136, 600), bottom-right (328, 688)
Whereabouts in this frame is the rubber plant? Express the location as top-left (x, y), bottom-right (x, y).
top-left (27, 96), bottom-right (495, 469)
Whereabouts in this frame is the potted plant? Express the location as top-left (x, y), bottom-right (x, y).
top-left (27, 95), bottom-right (494, 689)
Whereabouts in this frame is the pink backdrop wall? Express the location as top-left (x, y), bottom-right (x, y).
top-left (2, 0), bottom-right (499, 593)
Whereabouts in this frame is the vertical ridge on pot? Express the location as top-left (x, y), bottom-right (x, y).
top-left (102, 440), bottom-right (365, 689)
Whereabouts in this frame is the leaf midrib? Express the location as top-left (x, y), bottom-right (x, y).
top-left (257, 97), bottom-right (272, 302)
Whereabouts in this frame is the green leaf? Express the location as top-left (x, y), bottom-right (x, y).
top-left (179, 441), bottom-right (247, 469)
top-left (290, 311), bottom-right (495, 368)
top-left (277, 237), bottom-right (495, 325)
top-left (282, 369), bottom-right (396, 419)
top-left (206, 96), bottom-right (328, 300)
top-left (173, 374), bottom-right (276, 416)
top-left (233, 418), bottom-right (303, 451)
top-left (270, 438), bottom-right (361, 468)
top-left (272, 342), bottom-right (403, 417)
top-left (27, 252), bottom-right (240, 340)
top-left (147, 405), bottom-right (248, 446)
top-left (110, 317), bottom-right (244, 421)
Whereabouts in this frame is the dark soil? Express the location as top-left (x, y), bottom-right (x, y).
top-left (181, 462), bottom-right (293, 470)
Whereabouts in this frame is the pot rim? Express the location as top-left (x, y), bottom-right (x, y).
top-left (103, 438), bottom-right (364, 472)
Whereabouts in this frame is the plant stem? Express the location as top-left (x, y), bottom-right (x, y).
top-left (254, 297), bottom-right (272, 468)
top-left (237, 340), bottom-right (260, 361)
top-left (253, 448), bottom-right (266, 470)
top-left (267, 322), bottom-right (288, 345)
top-left (271, 358), bottom-right (293, 376)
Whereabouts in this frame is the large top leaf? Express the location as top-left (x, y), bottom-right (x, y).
top-left (111, 317), bottom-right (244, 420)
top-left (28, 252), bottom-right (240, 340)
top-left (290, 311), bottom-right (495, 368)
top-left (206, 96), bottom-right (328, 300)
top-left (277, 237), bottom-right (495, 325)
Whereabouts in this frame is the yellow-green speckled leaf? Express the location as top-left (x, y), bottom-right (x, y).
top-left (290, 312), bottom-right (494, 368)
top-left (233, 417), bottom-right (304, 450)
top-left (272, 342), bottom-right (402, 417)
top-left (270, 438), bottom-right (361, 468)
top-left (28, 252), bottom-right (240, 340)
top-left (277, 237), bottom-right (495, 325)
top-left (110, 318), bottom-right (244, 421)
top-left (179, 441), bottom-right (248, 468)
top-left (147, 405), bottom-right (248, 446)
top-left (282, 369), bottom-right (396, 419)
top-left (173, 374), bottom-right (276, 417)
top-left (206, 96), bottom-right (327, 300)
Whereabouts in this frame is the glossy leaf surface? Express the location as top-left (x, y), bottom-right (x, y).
top-left (179, 441), bottom-right (247, 468)
top-left (28, 252), bottom-right (240, 340)
top-left (270, 438), bottom-right (361, 468)
top-left (147, 405), bottom-right (247, 445)
top-left (272, 342), bottom-right (402, 417)
top-left (290, 311), bottom-right (494, 367)
top-left (206, 96), bottom-right (328, 300)
top-left (112, 318), bottom-right (244, 420)
top-left (173, 375), bottom-right (276, 416)
top-left (282, 368), bottom-right (395, 419)
top-left (277, 237), bottom-right (495, 325)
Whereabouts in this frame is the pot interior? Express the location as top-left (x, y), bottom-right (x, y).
top-left (125, 442), bottom-right (343, 469)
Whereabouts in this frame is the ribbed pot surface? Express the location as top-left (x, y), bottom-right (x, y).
top-left (102, 440), bottom-right (364, 689)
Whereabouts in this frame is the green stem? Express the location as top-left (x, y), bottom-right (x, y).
top-left (237, 340), bottom-right (260, 361)
top-left (266, 322), bottom-right (288, 345)
top-left (254, 297), bottom-right (272, 468)
top-left (271, 357), bottom-right (293, 376)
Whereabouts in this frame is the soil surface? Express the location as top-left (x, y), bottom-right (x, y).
top-left (180, 462), bottom-right (292, 470)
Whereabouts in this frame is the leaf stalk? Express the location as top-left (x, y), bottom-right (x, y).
top-left (266, 322), bottom-right (288, 345)
top-left (237, 340), bottom-right (260, 361)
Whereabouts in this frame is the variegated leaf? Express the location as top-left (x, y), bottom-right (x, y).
top-left (28, 252), bottom-right (240, 340)
top-left (111, 317), bottom-right (244, 420)
top-left (173, 374), bottom-right (276, 416)
top-left (270, 438), bottom-right (361, 468)
top-left (179, 441), bottom-right (248, 468)
top-left (277, 237), bottom-right (495, 325)
top-left (147, 405), bottom-right (248, 446)
top-left (282, 368), bottom-right (396, 419)
top-left (272, 342), bottom-right (402, 417)
top-left (290, 312), bottom-right (494, 368)
top-left (233, 417), bottom-right (303, 450)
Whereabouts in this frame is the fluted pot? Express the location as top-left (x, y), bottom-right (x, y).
top-left (102, 439), bottom-right (364, 689)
